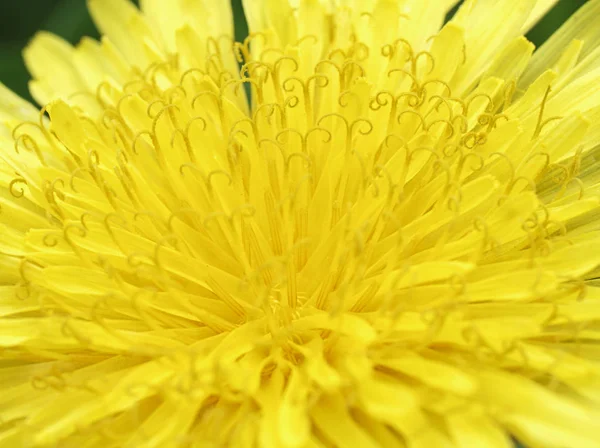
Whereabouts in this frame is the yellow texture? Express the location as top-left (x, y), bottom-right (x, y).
top-left (1, 0), bottom-right (600, 447)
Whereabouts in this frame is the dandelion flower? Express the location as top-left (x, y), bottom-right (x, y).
top-left (2, 0), bottom-right (600, 446)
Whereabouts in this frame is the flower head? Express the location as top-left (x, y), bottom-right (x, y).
top-left (2, 0), bottom-right (600, 446)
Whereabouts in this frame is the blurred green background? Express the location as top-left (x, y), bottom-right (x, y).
top-left (0, 0), bottom-right (588, 104)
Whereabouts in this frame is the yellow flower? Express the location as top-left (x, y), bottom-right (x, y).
top-left (2, 0), bottom-right (600, 446)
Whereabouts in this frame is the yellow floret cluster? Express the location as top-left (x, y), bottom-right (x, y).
top-left (2, 0), bottom-right (600, 447)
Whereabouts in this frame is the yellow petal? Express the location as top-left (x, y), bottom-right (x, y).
top-left (477, 370), bottom-right (600, 448)
top-left (88, 0), bottom-right (157, 67)
top-left (311, 394), bottom-right (380, 448)
top-left (23, 32), bottom-right (86, 104)
top-left (520, 0), bottom-right (600, 88)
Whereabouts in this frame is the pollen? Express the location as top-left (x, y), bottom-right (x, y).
top-left (2, 0), bottom-right (600, 447)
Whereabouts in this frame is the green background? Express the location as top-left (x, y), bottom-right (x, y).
top-left (0, 0), bottom-right (588, 104)
top-left (0, 1), bottom-right (589, 446)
